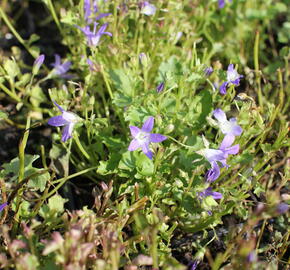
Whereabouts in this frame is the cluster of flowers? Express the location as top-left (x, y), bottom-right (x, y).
top-left (197, 108), bottom-right (242, 201)
top-left (46, 101), bottom-right (242, 207)
top-left (1, 1), bottom-right (288, 218)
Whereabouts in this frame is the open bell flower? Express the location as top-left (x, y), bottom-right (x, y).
top-left (198, 135), bottom-right (239, 182)
top-left (84, 0), bottom-right (110, 23)
top-left (76, 22), bottom-right (112, 47)
top-left (128, 116), bottom-right (167, 159)
top-left (213, 108), bottom-right (242, 139)
top-left (48, 101), bottom-right (81, 142)
top-left (220, 64), bottom-right (243, 95)
top-left (218, 0), bottom-right (232, 9)
top-left (197, 187), bottom-right (223, 200)
top-left (140, 1), bottom-right (156, 16)
top-left (51, 54), bottom-right (72, 78)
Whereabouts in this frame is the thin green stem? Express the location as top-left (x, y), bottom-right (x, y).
top-left (46, 0), bottom-right (63, 34)
top-left (254, 31), bottom-right (263, 112)
top-left (167, 135), bottom-right (198, 149)
top-left (0, 82), bottom-right (21, 102)
top-left (74, 132), bottom-right (91, 161)
top-left (41, 166), bottom-right (99, 200)
top-left (0, 7), bottom-right (38, 58)
top-left (18, 117), bottom-right (31, 183)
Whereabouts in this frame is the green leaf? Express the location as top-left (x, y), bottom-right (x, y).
top-left (30, 85), bottom-right (47, 107)
top-left (188, 90), bottom-right (212, 129)
top-left (109, 69), bottom-right (134, 96)
top-left (112, 92), bottom-right (132, 107)
top-left (136, 154), bottom-right (154, 176)
top-left (2, 155), bottom-right (48, 191)
top-left (97, 153), bottom-right (121, 175)
top-left (0, 110), bottom-right (8, 119)
top-left (48, 194), bottom-right (67, 214)
top-left (3, 58), bottom-right (20, 80)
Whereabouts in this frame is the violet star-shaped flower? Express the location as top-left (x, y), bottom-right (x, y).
top-left (213, 108), bottom-right (242, 139)
top-left (84, 0), bottom-right (111, 23)
top-left (220, 64), bottom-right (243, 95)
top-left (48, 101), bottom-right (80, 142)
top-left (140, 1), bottom-right (156, 16)
top-left (218, 0), bottom-right (232, 9)
top-left (204, 66), bottom-right (213, 76)
top-left (76, 22), bottom-right (112, 47)
top-left (276, 203), bottom-right (289, 214)
top-left (128, 116), bottom-right (167, 159)
top-left (199, 135), bottom-right (239, 182)
top-left (51, 54), bottom-right (71, 77)
top-left (197, 187), bottom-right (223, 200)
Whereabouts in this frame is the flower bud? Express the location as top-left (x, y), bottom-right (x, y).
top-left (139, 52), bottom-right (150, 68)
top-left (32, 54), bottom-right (45, 75)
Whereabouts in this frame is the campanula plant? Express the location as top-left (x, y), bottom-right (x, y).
top-left (128, 116), bottom-right (167, 159)
top-left (220, 64), bottom-right (243, 94)
top-left (0, 0), bottom-right (288, 269)
top-left (48, 101), bottom-right (81, 142)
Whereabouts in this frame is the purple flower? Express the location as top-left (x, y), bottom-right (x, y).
top-left (48, 101), bottom-right (80, 142)
top-left (198, 187), bottom-right (223, 200)
top-left (0, 202), bottom-right (8, 212)
top-left (204, 66), bottom-right (213, 76)
top-left (199, 148), bottom-right (227, 182)
top-left (84, 0), bottom-right (110, 23)
top-left (276, 203), bottom-right (289, 214)
top-left (140, 1), bottom-right (156, 16)
top-left (33, 54), bottom-right (45, 74)
top-left (246, 251), bottom-right (256, 263)
top-left (51, 54), bottom-right (71, 77)
top-left (218, 0), bottom-right (232, 9)
top-left (128, 116), bottom-right (167, 159)
top-left (76, 22), bottom-right (112, 47)
top-left (213, 108), bottom-right (242, 138)
top-left (156, 82), bottom-right (164, 93)
top-left (86, 58), bottom-right (99, 72)
top-left (188, 260), bottom-right (199, 270)
top-left (199, 136), bottom-right (239, 182)
top-left (220, 64), bottom-right (243, 95)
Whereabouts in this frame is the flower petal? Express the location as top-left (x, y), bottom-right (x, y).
top-left (61, 123), bottom-right (74, 142)
top-left (203, 149), bottom-right (226, 163)
top-left (150, 133), bottom-right (167, 143)
top-left (128, 139), bottom-right (140, 151)
top-left (219, 82), bottom-right (228, 95)
top-left (219, 134), bottom-right (235, 150)
top-left (141, 143), bottom-right (154, 159)
top-left (218, 0), bottom-right (225, 8)
top-left (0, 202), bottom-right (8, 212)
top-left (129, 126), bottom-right (140, 137)
top-left (48, 115), bottom-right (68, 126)
top-left (156, 82), bottom-right (164, 93)
top-left (95, 13), bottom-right (111, 21)
top-left (142, 116), bottom-right (154, 132)
top-left (53, 100), bottom-right (65, 112)
top-left (228, 118), bottom-right (243, 136)
top-left (202, 187), bottom-right (223, 200)
top-left (206, 162), bottom-right (220, 182)
top-left (228, 64), bottom-right (234, 72)
top-left (211, 191), bottom-right (223, 200)
top-left (213, 108), bottom-right (227, 122)
top-left (53, 54), bottom-right (61, 66)
top-left (224, 144), bottom-right (239, 155)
